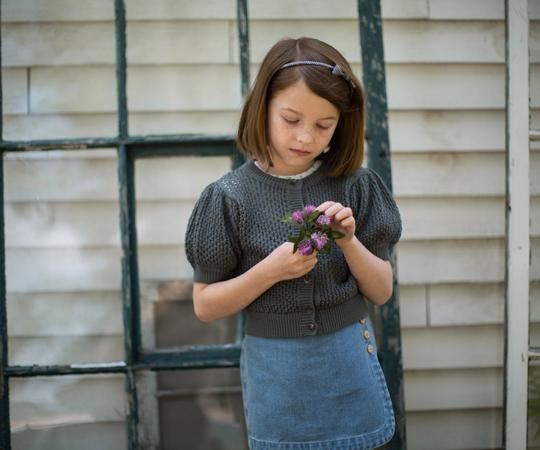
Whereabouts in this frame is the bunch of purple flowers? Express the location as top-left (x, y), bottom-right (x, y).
top-left (280, 204), bottom-right (345, 255)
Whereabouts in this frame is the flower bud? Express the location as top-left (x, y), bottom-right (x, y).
top-left (310, 232), bottom-right (328, 251)
top-left (298, 239), bottom-right (314, 256)
top-left (291, 210), bottom-right (304, 224)
top-left (302, 205), bottom-right (317, 217)
top-left (316, 214), bottom-right (331, 226)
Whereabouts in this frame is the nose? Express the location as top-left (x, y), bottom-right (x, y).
top-left (297, 126), bottom-right (314, 145)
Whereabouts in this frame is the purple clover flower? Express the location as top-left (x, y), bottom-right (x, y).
top-left (291, 210), bottom-right (304, 224)
top-left (302, 204), bottom-right (317, 217)
top-left (310, 232), bottom-right (328, 251)
top-left (297, 239), bottom-right (314, 256)
top-left (315, 214), bottom-right (332, 227)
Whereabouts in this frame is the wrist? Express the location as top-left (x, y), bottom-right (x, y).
top-left (253, 258), bottom-right (281, 286)
top-left (336, 235), bottom-right (358, 251)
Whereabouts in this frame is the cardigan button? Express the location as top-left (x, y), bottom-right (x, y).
top-left (308, 322), bottom-right (317, 332)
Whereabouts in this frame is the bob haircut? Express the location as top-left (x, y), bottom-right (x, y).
top-left (236, 37), bottom-right (365, 177)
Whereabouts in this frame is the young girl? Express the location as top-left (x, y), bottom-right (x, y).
top-left (186, 37), bottom-right (402, 450)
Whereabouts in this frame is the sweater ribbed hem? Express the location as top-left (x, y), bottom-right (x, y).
top-left (245, 295), bottom-right (368, 338)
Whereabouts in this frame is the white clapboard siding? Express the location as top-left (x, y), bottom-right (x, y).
top-left (3, 0), bottom-right (518, 22)
top-left (429, 283), bottom-right (505, 326)
top-left (22, 63), bottom-right (537, 115)
top-left (10, 375), bottom-right (126, 431)
top-left (401, 282), bottom-right (540, 328)
top-left (404, 368), bottom-right (503, 411)
top-left (7, 248), bottom-right (123, 292)
top-left (397, 239), bottom-right (504, 285)
top-left (243, 20), bottom-right (510, 64)
top-left (2, 68), bottom-right (27, 114)
top-left (4, 154), bottom-right (230, 201)
top-left (402, 325), bottom-right (503, 370)
top-left (9, 336), bottom-right (124, 366)
top-left (406, 409), bottom-right (502, 450)
top-left (2, 21), bottom-right (230, 67)
top-left (388, 110), bottom-right (507, 152)
top-left (7, 292), bottom-right (123, 336)
top-left (1, 111), bottom-right (239, 142)
top-left (399, 285), bottom-right (428, 328)
top-left (3, 113), bottom-right (118, 140)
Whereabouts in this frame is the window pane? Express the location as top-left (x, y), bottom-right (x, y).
top-left (125, 3), bottom-right (240, 136)
top-left (5, 149), bottom-right (124, 365)
top-left (135, 156), bottom-right (235, 348)
top-left (10, 374), bottom-right (127, 450)
top-left (1, 5), bottom-right (117, 140)
top-left (137, 368), bottom-right (247, 450)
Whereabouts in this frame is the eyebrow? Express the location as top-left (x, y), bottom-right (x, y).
top-left (281, 107), bottom-right (338, 121)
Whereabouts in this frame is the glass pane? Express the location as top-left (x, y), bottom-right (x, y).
top-left (1, 5), bottom-right (117, 140)
top-left (137, 368), bottom-right (247, 450)
top-left (135, 156), bottom-right (234, 349)
top-left (529, 364), bottom-right (540, 449)
top-left (5, 149), bottom-right (124, 365)
top-left (10, 374), bottom-right (127, 450)
top-left (125, 3), bottom-right (240, 136)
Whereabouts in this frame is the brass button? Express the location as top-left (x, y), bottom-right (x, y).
top-left (363, 330), bottom-right (370, 340)
top-left (359, 318), bottom-right (366, 324)
top-left (367, 344), bottom-right (374, 354)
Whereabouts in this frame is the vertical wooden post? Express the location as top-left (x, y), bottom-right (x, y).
top-left (357, 0), bottom-right (406, 448)
top-left (504, 0), bottom-right (530, 447)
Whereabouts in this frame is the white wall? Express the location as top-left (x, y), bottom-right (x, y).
top-left (2, 0), bottom-right (539, 449)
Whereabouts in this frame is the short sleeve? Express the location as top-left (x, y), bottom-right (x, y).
top-left (185, 182), bottom-right (240, 283)
top-left (349, 168), bottom-right (402, 261)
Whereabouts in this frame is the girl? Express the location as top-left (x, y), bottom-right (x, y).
top-left (186, 37), bottom-right (402, 450)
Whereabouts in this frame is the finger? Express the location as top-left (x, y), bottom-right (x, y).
top-left (324, 203), bottom-right (344, 218)
top-left (316, 201), bottom-right (335, 212)
top-left (340, 217), bottom-right (355, 228)
top-left (335, 207), bottom-right (353, 222)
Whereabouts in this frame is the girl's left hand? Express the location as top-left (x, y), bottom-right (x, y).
top-left (317, 201), bottom-right (356, 247)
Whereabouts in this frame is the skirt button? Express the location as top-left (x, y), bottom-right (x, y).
top-left (363, 330), bottom-right (370, 340)
top-left (359, 318), bottom-right (367, 324)
top-left (367, 344), bottom-right (374, 354)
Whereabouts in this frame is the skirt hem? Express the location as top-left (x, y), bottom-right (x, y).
top-left (247, 417), bottom-right (395, 450)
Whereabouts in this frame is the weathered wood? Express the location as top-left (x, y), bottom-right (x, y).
top-left (504, 0), bottom-right (531, 446)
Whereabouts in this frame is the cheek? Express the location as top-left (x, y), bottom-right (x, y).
top-left (268, 120), bottom-right (290, 145)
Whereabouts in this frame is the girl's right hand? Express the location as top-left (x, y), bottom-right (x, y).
top-left (261, 242), bottom-right (318, 282)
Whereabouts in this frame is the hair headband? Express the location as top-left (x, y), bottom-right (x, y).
top-left (279, 60), bottom-right (355, 88)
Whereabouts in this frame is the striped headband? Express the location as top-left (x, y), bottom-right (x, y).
top-left (279, 60), bottom-right (355, 88)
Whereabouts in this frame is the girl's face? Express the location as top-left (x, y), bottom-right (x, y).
top-left (265, 79), bottom-right (339, 176)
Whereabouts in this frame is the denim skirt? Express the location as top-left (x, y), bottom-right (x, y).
top-left (240, 318), bottom-right (395, 450)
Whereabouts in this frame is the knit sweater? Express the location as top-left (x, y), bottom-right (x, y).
top-left (185, 159), bottom-right (402, 338)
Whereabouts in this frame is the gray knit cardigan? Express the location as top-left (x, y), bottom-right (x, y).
top-left (185, 160), bottom-right (402, 338)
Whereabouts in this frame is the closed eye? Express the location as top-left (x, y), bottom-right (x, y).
top-left (283, 117), bottom-right (299, 125)
top-left (317, 124), bottom-right (331, 130)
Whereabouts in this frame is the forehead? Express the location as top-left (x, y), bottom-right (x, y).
top-left (270, 80), bottom-right (339, 117)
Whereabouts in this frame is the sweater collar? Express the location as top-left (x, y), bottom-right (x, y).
top-left (244, 159), bottom-right (327, 187)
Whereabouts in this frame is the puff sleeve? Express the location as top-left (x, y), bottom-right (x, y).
top-left (349, 168), bottom-right (402, 261)
top-left (185, 182), bottom-right (240, 283)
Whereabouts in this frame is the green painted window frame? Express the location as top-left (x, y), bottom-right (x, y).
top-left (0, 1), bottom-right (405, 448)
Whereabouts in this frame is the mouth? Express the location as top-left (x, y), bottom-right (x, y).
top-left (289, 148), bottom-right (311, 156)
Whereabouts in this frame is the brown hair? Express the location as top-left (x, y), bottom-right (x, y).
top-left (236, 37), bottom-right (365, 177)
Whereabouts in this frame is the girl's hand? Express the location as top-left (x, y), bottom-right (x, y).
top-left (317, 201), bottom-right (356, 247)
top-left (261, 242), bottom-right (318, 282)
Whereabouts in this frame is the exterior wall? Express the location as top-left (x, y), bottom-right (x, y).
top-left (2, 0), bottom-right (539, 449)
